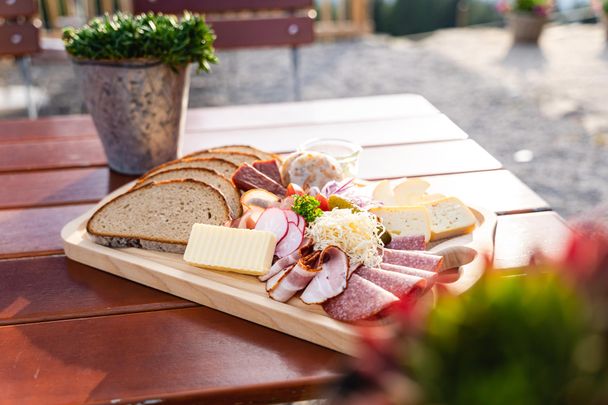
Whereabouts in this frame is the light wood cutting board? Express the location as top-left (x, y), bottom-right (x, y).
top-left (61, 182), bottom-right (497, 356)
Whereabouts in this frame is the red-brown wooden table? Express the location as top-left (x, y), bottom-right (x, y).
top-left (0, 94), bottom-right (572, 404)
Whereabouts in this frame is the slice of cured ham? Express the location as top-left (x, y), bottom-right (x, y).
top-left (231, 163), bottom-right (287, 196)
top-left (382, 249), bottom-right (443, 272)
top-left (322, 274), bottom-right (399, 322)
top-left (268, 251), bottom-right (321, 302)
top-left (259, 251), bottom-right (300, 282)
top-left (386, 235), bottom-right (426, 251)
top-left (300, 246), bottom-right (349, 304)
top-left (252, 160), bottom-right (283, 185)
top-left (356, 266), bottom-right (426, 300)
top-left (380, 263), bottom-right (438, 285)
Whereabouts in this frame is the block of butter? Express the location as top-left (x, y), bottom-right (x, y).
top-left (184, 224), bottom-right (276, 276)
top-left (424, 197), bottom-right (477, 241)
top-left (369, 206), bottom-right (431, 242)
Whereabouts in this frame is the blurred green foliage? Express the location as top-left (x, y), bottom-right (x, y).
top-left (512, 0), bottom-right (553, 12)
top-left (62, 12), bottom-right (217, 73)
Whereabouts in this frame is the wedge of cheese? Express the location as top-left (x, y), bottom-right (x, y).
top-left (424, 197), bottom-right (476, 241)
top-left (184, 224), bottom-right (276, 276)
top-left (369, 206), bottom-right (431, 242)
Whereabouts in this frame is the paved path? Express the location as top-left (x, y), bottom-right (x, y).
top-left (1, 23), bottom-right (607, 217)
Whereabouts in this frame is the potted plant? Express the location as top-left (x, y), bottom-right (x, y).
top-left (592, 0), bottom-right (608, 40)
top-left (62, 12), bottom-right (217, 175)
top-left (498, 0), bottom-right (554, 43)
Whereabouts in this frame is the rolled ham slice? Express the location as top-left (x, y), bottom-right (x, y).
top-left (356, 266), bottom-right (426, 300)
top-left (300, 246), bottom-right (349, 304)
top-left (380, 263), bottom-right (438, 285)
top-left (268, 251), bottom-right (321, 302)
top-left (382, 249), bottom-right (443, 272)
top-left (259, 250), bottom-right (301, 282)
top-left (386, 235), bottom-right (426, 251)
top-left (322, 274), bottom-right (399, 322)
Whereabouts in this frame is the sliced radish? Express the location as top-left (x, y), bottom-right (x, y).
top-left (284, 209), bottom-right (300, 226)
top-left (275, 222), bottom-right (305, 258)
top-left (255, 208), bottom-right (288, 243)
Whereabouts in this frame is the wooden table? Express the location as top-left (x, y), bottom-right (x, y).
top-left (0, 94), bottom-right (572, 404)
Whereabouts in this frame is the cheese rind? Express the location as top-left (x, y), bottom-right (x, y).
top-left (369, 206), bottom-right (431, 242)
top-left (424, 197), bottom-right (476, 240)
top-left (184, 224), bottom-right (276, 276)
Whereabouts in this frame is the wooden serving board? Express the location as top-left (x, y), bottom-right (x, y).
top-left (62, 182), bottom-right (497, 356)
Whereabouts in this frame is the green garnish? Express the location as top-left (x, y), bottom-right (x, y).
top-left (292, 195), bottom-right (323, 224)
top-left (62, 12), bottom-right (218, 73)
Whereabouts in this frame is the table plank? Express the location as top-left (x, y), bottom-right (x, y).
top-left (421, 170), bottom-right (550, 215)
top-left (494, 211), bottom-right (572, 270)
top-left (359, 140), bottom-right (502, 179)
top-left (0, 204), bottom-right (94, 259)
top-left (0, 114), bottom-right (97, 142)
top-left (0, 307), bottom-right (344, 405)
top-left (183, 114), bottom-right (467, 154)
top-left (0, 256), bottom-right (195, 326)
top-left (0, 168), bottom-right (135, 209)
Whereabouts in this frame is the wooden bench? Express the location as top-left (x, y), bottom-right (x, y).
top-left (133, 0), bottom-right (316, 100)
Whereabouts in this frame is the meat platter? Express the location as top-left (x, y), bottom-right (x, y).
top-left (61, 144), bottom-right (497, 355)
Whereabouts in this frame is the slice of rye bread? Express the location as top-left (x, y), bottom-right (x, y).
top-left (141, 157), bottom-right (238, 179)
top-left (181, 151), bottom-right (260, 167)
top-left (182, 145), bottom-right (277, 162)
top-left (87, 179), bottom-right (230, 254)
top-left (134, 168), bottom-right (242, 219)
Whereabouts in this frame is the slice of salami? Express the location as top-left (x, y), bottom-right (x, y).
top-left (356, 266), bottom-right (427, 299)
top-left (322, 274), bottom-right (398, 322)
top-left (380, 263), bottom-right (437, 284)
top-left (386, 235), bottom-right (426, 251)
top-left (382, 249), bottom-right (443, 272)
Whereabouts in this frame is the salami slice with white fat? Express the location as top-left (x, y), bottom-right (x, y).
top-left (380, 263), bottom-right (437, 284)
top-left (356, 266), bottom-right (426, 300)
top-left (322, 274), bottom-right (399, 322)
top-left (386, 235), bottom-right (426, 251)
top-left (382, 249), bottom-right (443, 272)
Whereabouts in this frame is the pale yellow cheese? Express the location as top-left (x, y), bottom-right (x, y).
top-left (183, 224), bottom-right (276, 276)
top-left (369, 206), bottom-right (431, 242)
top-left (424, 197), bottom-right (477, 241)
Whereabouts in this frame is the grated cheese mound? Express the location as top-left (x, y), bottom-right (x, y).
top-left (306, 208), bottom-right (385, 268)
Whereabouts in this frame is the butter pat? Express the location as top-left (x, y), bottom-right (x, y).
top-left (424, 197), bottom-right (476, 240)
top-left (369, 206), bottom-right (431, 242)
top-left (184, 224), bottom-right (276, 276)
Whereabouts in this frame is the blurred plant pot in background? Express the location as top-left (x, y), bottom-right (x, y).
top-left (73, 59), bottom-right (190, 175)
top-left (601, 12), bottom-right (608, 40)
top-left (506, 12), bottom-right (547, 43)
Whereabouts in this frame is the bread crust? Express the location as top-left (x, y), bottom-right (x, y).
top-left (139, 157), bottom-right (238, 181)
top-left (87, 179), bottom-right (230, 250)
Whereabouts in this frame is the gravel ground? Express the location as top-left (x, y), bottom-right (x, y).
top-left (1, 23), bottom-right (607, 218)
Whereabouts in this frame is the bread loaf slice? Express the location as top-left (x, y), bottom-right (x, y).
top-left (134, 168), bottom-right (242, 219)
top-left (181, 151), bottom-right (259, 167)
top-left (209, 145), bottom-right (277, 162)
top-left (141, 157), bottom-right (238, 179)
top-left (87, 179), bottom-right (230, 253)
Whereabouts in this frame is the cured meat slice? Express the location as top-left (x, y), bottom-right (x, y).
top-left (268, 252), bottom-right (321, 302)
top-left (382, 249), bottom-right (443, 272)
top-left (386, 235), bottom-right (426, 251)
top-left (322, 274), bottom-right (399, 322)
top-left (380, 263), bottom-right (437, 284)
top-left (253, 160), bottom-right (283, 185)
top-left (300, 246), bottom-right (349, 304)
top-left (231, 163), bottom-right (287, 196)
top-left (356, 266), bottom-right (426, 300)
top-left (259, 250), bottom-right (300, 282)
top-left (347, 262), bottom-right (361, 278)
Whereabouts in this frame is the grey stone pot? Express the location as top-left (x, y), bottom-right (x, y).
top-left (507, 13), bottom-right (547, 43)
top-left (73, 59), bottom-right (190, 175)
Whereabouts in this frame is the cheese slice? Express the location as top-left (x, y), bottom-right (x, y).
top-left (424, 197), bottom-right (476, 241)
top-left (393, 178), bottom-right (430, 204)
top-left (369, 206), bottom-right (431, 242)
top-left (184, 224), bottom-right (276, 276)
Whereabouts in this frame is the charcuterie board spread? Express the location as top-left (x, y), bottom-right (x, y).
top-left (62, 144), bottom-right (496, 355)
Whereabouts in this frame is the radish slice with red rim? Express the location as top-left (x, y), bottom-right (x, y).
top-left (284, 209), bottom-right (300, 226)
top-left (255, 208), bottom-right (288, 243)
top-left (275, 222), bottom-right (305, 258)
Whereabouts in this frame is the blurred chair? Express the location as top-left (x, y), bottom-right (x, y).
top-left (0, 0), bottom-right (40, 118)
top-left (132, 0), bottom-right (315, 101)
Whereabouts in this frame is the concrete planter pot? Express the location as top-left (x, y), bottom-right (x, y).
top-left (600, 12), bottom-right (608, 40)
top-left (73, 59), bottom-right (190, 175)
top-left (507, 12), bottom-right (547, 43)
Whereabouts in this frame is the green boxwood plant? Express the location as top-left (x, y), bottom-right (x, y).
top-left (62, 12), bottom-right (217, 72)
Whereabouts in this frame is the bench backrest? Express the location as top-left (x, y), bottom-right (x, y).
top-left (132, 0), bottom-right (315, 49)
top-left (0, 0), bottom-right (39, 56)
